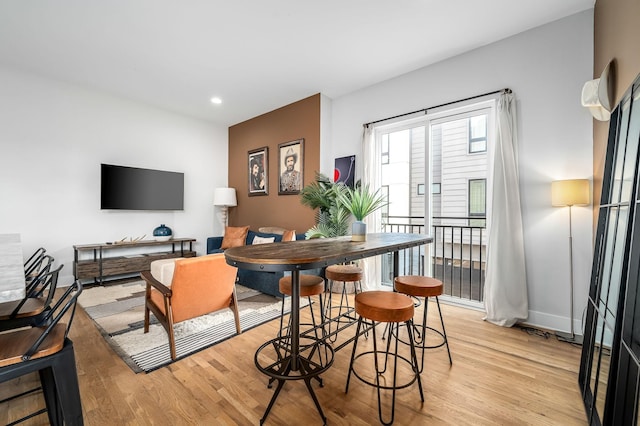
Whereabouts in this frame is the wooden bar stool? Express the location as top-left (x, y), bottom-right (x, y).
top-left (394, 276), bottom-right (452, 371)
top-left (277, 274), bottom-right (326, 349)
top-left (346, 291), bottom-right (423, 425)
top-left (324, 264), bottom-right (363, 342)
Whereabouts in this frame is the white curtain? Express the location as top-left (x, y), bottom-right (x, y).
top-left (360, 124), bottom-right (383, 290)
top-left (484, 92), bottom-right (528, 327)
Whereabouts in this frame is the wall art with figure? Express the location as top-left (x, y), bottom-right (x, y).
top-left (278, 139), bottom-right (303, 195)
top-left (248, 147), bottom-right (268, 196)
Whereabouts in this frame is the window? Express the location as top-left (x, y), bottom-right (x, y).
top-left (469, 115), bottom-right (487, 153)
top-left (468, 179), bottom-right (486, 216)
top-left (381, 185), bottom-right (389, 218)
top-left (432, 183), bottom-right (441, 194)
top-left (381, 134), bottom-right (389, 164)
top-left (417, 184), bottom-right (425, 195)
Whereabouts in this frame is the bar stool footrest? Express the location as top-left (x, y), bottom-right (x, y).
top-left (350, 350), bottom-right (420, 391)
top-left (255, 336), bottom-right (334, 381)
top-left (393, 323), bottom-right (448, 349)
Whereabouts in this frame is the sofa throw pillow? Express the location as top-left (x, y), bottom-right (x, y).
top-left (252, 236), bottom-right (275, 245)
top-left (282, 230), bottom-right (296, 242)
top-left (221, 225), bottom-right (250, 249)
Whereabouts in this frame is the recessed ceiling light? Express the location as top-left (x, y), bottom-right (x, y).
top-left (210, 97), bottom-right (222, 105)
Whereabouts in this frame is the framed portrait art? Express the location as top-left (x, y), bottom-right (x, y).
top-left (278, 139), bottom-right (304, 195)
top-left (248, 147), bottom-right (268, 196)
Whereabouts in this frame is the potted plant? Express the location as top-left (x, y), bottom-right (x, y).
top-left (300, 173), bottom-right (351, 238)
top-left (336, 182), bottom-right (388, 241)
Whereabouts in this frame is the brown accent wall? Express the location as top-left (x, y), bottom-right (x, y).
top-left (227, 94), bottom-right (320, 234)
top-left (593, 0), bottom-right (640, 212)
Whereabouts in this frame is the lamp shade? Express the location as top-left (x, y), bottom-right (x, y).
top-left (214, 187), bottom-right (237, 207)
top-left (551, 179), bottom-right (590, 207)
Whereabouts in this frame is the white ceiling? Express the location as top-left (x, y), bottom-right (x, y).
top-left (0, 1), bottom-right (594, 127)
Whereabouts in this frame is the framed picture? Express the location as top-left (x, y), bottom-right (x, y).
top-left (278, 139), bottom-right (304, 195)
top-left (248, 147), bottom-right (268, 196)
top-left (334, 155), bottom-right (355, 188)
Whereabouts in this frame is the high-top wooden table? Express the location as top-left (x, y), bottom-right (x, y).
top-left (224, 232), bottom-right (432, 425)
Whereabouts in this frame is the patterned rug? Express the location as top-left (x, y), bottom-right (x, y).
top-left (78, 281), bottom-right (297, 373)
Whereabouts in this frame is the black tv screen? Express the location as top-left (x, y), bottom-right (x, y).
top-left (101, 164), bottom-right (184, 210)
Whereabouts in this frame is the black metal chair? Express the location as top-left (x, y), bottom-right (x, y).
top-left (23, 247), bottom-right (47, 282)
top-left (25, 255), bottom-right (55, 297)
top-left (0, 280), bottom-right (84, 425)
top-left (0, 264), bottom-right (63, 332)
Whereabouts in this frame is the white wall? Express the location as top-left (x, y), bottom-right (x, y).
top-left (0, 67), bottom-right (229, 285)
top-left (326, 11), bottom-right (594, 333)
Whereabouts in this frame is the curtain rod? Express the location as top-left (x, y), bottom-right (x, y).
top-left (364, 88), bottom-right (511, 127)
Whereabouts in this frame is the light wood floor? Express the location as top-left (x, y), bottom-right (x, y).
top-left (1, 296), bottom-right (587, 425)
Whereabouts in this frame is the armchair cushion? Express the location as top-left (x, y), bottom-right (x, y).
top-left (150, 258), bottom-right (184, 286)
top-left (221, 225), bottom-right (250, 249)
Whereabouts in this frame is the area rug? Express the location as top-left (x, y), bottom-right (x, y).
top-left (78, 281), bottom-right (301, 373)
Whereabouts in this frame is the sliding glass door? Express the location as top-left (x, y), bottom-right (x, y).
top-left (375, 100), bottom-right (494, 307)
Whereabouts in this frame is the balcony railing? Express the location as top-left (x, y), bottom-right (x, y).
top-left (381, 215), bottom-right (486, 305)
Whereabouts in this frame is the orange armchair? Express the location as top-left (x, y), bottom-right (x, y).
top-left (140, 253), bottom-right (240, 360)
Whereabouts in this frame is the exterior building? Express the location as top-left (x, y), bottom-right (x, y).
top-left (381, 110), bottom-right (490, 304)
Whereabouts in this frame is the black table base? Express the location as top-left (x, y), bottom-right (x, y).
top-left (255, 335), bottom-right (334, 425)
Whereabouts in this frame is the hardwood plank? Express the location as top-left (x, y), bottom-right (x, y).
top-left (0, 295), bottom-right (587, 425)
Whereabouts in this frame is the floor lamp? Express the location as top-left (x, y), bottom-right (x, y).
top-left (214, 187), bottom-right (237, 229)
top-left (552, 179), bottom-right (590, 342)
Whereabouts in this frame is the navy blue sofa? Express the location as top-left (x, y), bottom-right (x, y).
top-left (207, 230), bottom-right (311, 297)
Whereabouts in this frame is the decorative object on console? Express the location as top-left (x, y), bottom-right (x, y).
top-left (581, 59), bottom-right (615, 121)
top-left (214, 187), bottom-right (237, 228)
top-left (551, 178), bottom-right (590, 342)
top-left (248, 147), bottom-right (268, 196)
top-left (278, 139), bottom-right (304, 195)
top-left (112, 235), bottom-right (147, 244)
top-left (153, 224), bottom-right (172, 241)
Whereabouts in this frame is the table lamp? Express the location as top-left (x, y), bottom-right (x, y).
top-left (214, 187), bottom-right (237, 228)
top-left (551, 179), bottom-right (590, 341)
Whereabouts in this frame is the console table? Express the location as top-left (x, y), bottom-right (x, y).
top-left (73, 238), bottom-right (196, 284)
top-left (224, 232), bottom-right (432, 425)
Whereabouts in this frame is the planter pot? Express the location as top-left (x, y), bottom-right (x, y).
top-left (351, 221), bottom-right (367, 242)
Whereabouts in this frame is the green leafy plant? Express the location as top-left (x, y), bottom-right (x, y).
top-left (336, 183), bottom-right (388, 221)
top-left (300, 174), bottom-right (389, 238)
top-left (300, 173), bottom-right (351, 238)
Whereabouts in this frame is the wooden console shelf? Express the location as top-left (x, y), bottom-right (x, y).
top-left (73, 238), bottom-right (196, 283)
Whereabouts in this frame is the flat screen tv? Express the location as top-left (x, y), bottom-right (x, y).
top-left (101, 164), bottom-right (184, 210)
